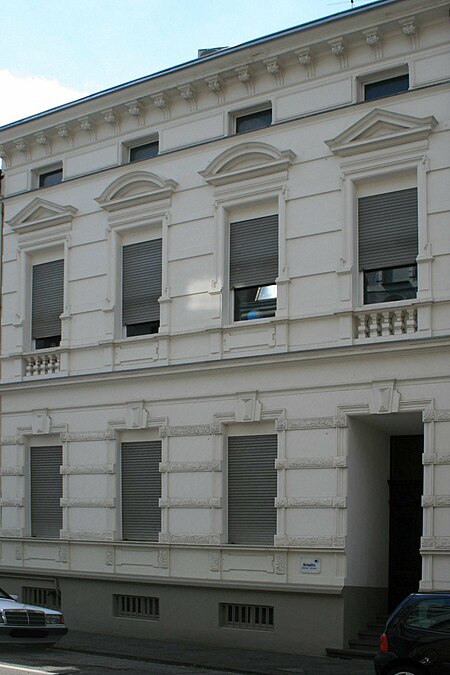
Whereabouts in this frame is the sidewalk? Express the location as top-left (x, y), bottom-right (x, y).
top-left (55, 630), bottom-right (375, 674)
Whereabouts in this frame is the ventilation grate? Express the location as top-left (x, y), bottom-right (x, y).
top-left (114, 594), bottom-right (159, 620)
top-left (220, 603), bottom-right (274, 631)
top-left (22, 587), bottom-right (61, 610)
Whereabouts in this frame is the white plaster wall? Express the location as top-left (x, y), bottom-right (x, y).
top-left (346, 418), bottom-right (390, 588)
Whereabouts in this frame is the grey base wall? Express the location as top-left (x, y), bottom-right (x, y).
top-left (0, 573), bottom-right (352, 656)
top-left (342, 586), bottom-right (388, 646)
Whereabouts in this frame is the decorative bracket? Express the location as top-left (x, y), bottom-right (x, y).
top-left (235, 66), bottom-right (255, 94)
top-left (329, 38), bottom-right (348, 70)
top-left (296, 48), bottom-right (315, 78)
top-left (363, 27), bottom-right (383, 60)
top-left (264, 57), bottom-right (284, 86)
top-left (399, 16), bottom-right (419, 50)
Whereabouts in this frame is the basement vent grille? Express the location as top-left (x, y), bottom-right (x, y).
top-left (22, 587), bottom-right (61, 610)
top-left (114, 594), bottom-right (159, 620)
top-left (220, 603), bottom-right (274, 631)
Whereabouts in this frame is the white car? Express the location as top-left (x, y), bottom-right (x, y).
top-left (0, 587), bottom-right (67, 646)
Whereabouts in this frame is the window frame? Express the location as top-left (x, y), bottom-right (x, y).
top-left (338, 156), bottom-right (430, 313)
top-left (230, 103), bottom-right (272, 136)
top-left (121, 237), bottom-right (163, 338)
top-left (122, 135), bottom-right (159, 164)
top-left (358, 186), bottom-right (419, 306)
top-left (213, 188), bottom-right (288, 326)
top-left (357, 65), bottom-right (409, 102)
top-left (106, 215), bottom-right (168, 341)
top-left (229, 214), bottom-right (279, 322)
top-left (32, 163), bottom-right (63, 190)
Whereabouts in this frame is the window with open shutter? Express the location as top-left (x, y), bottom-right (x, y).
top-left (121, 441), bottom-right (161, 541)
top-left (228, 435), bottom-right (277, 545)
top-left (358, 188), bottom-right (418, 304)
top-left (30, 446), bottom-right (62, 538)
top-left (230, 215), bottom-right (278, 321)
top-left (32, 260), bottom-right (64, 349)
top-left (122, 239), bottom-right (162, 336)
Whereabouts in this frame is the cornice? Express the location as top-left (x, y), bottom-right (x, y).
top-left (0, 334), bottom-right (449, 393)
top-left (0, 1), bottom-right (446, 161)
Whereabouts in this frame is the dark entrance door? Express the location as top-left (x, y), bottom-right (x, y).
top-left (388, 435), bottom-right (423, 610)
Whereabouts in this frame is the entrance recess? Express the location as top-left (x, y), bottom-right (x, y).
top-left (388, 435), bottom-right (423, 610)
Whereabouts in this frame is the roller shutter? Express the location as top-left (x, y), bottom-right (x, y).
top-left (358, 188), bottom-right (418, 271)
top-left (30, 446), bottom-right (62, 538)
top-left (122, 239), bottom-right (162, 326)
top-left (228, 435), bottom-right (277, 545)
top-left (230, 215), bottom-right (278, 288)
top-left (121, 441), bottom-right (161, 541)
top-left (31, 260), bottom-right (64, 339)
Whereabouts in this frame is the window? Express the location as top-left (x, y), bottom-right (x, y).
top-left (235, 107), bottom-right (272, 134)
top-left (32, 259), bottom-right (64, 349)
top-left (230, 215), bottom-right (278, 321)
top-left (38, 168), bottom-right (63, 188)
top-left (121, 441), bottom-right (161, 541)
top-left (122, 239), bottom-right (162, 337)
top-left (220, 603), bottom-right (274, 631)
top-left (364, 73), bottom-right (409, 101)
top-left (30, 446), bottom-right (62, 538)
top-left (358, 188), bottom-right (418, 304)
top-left (406, 598), bottom-right (450, 633)
top-left (228, 435), bottom-right (277, 545)
top-left (129, 140), bottom-right (159, 163)
top-left (114, 594), bottom-right (159, 620)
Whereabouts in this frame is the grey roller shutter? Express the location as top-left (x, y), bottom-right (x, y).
top-left (359, 188), bottom-right (418, 271)
top-left (31, 260), bottom-right (64, 339)
top-left (121, 441), bottom-right (161, 541)
top-left (122, 239), bottom-right (162, 325)
top-left (230, 215), bottom-right (278, 288)
top-left (30, 446), bottom-right (62, 538)
top-left (228, 435), bottom-right (277, 545)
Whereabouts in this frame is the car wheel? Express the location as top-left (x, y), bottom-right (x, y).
top-left (386, 666), bottom-right (424, 675)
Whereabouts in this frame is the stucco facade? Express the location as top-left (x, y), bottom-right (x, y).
top-left (0, 0), bottom-right (449, 655)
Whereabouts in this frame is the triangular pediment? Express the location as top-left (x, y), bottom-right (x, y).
top-left (325, 109), bottom-right (437, 157)
top-left (199, 142), bottom-right (296, 186)
top-left (7, 198), bottom-right (77, 234)
top-left (95, 171), bottom-right (178, 212)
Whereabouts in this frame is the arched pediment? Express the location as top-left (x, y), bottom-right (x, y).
top-left (7, 197), bottom-right (77, 234)
top-left (199, 142), bottom-right (296, 186)
top-left (325, 109), bottom-right (437, 157)
top-left (95, 171), bottom-right (178, 212)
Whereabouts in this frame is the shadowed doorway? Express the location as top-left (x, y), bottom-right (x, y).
top-left (388, 435), bottom-right (423, 610)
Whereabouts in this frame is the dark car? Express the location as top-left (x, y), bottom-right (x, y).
top-left (374, 592), bottom-right (450, 675)
top-left (0, 587), bottom-right (67, 647)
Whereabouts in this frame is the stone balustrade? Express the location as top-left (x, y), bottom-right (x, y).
top-left (355, 305), bottom-right (417, 340)
top-left (24, 350), bottom-right (61, 377)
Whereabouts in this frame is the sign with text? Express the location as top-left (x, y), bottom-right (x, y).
top-left (301, 558), bottom-right (321, 574)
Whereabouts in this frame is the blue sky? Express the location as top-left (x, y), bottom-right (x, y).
top-left (0, 0), bottom-right (380, 126)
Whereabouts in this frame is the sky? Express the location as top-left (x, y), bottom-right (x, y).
top-left (0, 0), bottom-right (381, 128)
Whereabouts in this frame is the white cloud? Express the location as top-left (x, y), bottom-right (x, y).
top-left (0, 70), bottom-right (88, 127)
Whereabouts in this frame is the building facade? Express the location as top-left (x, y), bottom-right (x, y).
top-left (0, 0), bottom-right (449, 655)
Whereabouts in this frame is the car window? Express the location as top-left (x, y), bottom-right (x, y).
top-left (406, 598), bottom-right (450, 633)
